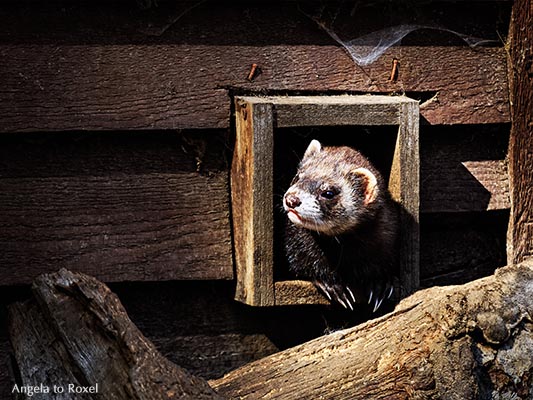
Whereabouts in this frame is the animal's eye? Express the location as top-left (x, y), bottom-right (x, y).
top-left (321, 190), bottom-right (336, 199)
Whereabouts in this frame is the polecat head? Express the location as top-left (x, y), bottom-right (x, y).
top-left (283, 140), bottom-right (382, 236)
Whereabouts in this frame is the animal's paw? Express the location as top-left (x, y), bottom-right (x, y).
top-left (314, 281), bottom-right (358, 311)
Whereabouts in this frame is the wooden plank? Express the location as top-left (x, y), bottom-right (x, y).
top-left (0, 45), bottom-right (508, 131)
top-left (460, 160), bottom-right (509, 210)
top-left (0, 124), bottom-right (509, 286)
top-left (420, 125), bottom-right (510, 213)
top-left (0, 5), bottom-right (509, 132)
top-left (232, 99), bottom-right (275, 306)
top-left (274, 281), bottom-right (329, 306)
top-left (389, 101), bottom-right (420, 296)
top-left (420, 211), bottom-right (508, 288)
top-left (507, 0), bottom-right (533, 263)
top-left (0, 131), bottom-right (233, 285)
top-left (243, 95), bottom-right (408, 126)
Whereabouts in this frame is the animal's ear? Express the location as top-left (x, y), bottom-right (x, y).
top-left (353, 168), bottom-right (379, 205)
top-left (303, 139), bottom-right (322, 159)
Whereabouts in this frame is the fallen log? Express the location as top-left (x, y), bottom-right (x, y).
top-left (8, 262), bottom-right (533, 399)
top-left (212, 261), bottom-right (533, 399)
top-left (8, 269), bottom-right (222, 400)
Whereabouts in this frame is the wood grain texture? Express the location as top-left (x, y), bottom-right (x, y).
top-left (8, 269), bottom-right (223, 399)
top-left (212, 261), bottom-right (533, 399)
top-left (244, 95), bottom-right (409, 127)
top-left (391, 101), bottom-right (420, 296)
top-left (0, 124), bottom-right (509, 286)
top-left (0, 339), bottom-right (13, 400)
top-left (274, 281), bottom-right (329, 306)
top-left (0, 4), bottom-right (509, 132)
top-left (0, 286), bottom-right (30, 399)
top-left (507, 0), bottom-right (533, 263)
top-left (420, 125), bottom-right (510, 213)
top-left (420, 211), bottom-right (508, 287)
top-left (232, 99), bottom-right (275, 306)
top-left (0, 131), bottom-right (233, 285)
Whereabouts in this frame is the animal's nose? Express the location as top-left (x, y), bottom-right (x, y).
top-left (285, 193), bottom-right (301, 209)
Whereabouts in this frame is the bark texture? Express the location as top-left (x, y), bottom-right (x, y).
top-left (212, 261), bottom-right (533, 399)
top-left (507, 0), bottom-right (533, 264)
top-left (8, 269), bottom-right (222, 400)
top-left (8, 262), bottom-right (533, 399)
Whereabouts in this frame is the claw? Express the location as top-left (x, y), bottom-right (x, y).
top-left (368, 290), bottom-right (374, 305)
top-left (346, 287), bottom-right (356, 304)
top-left (315, 281), bottom-right (332, 301)
top-left (373, 296), bottom-right (384, 313)
top-left (315, 281), bottom-right (356, 311)
top-left (341, 290), bottom-right (354, 311)
top-left (333, 291), bottom-right (349, 309)
top-left (387, 286), bottom-right (394, 299)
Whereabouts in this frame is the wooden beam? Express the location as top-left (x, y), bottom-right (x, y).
top-left (391, 101), bottom-right (420, 296)
top-left (0, 5), bottom-right (509, 132)
top-left (0, 45), bottom-right (508, 131)
top-left (231, 99), bottom-right (276, 306)
top-left (507, 0), bottom-right (533, 263)
top-left (244, 95), bottom-right (410, 126)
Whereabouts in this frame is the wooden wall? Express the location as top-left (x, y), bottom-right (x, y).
top-left (0, 130), bottom-right (233, 285)
top-left (0, 0), bottom-right (513, 393)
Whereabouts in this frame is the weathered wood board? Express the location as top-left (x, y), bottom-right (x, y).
top-left (0, 125), bottom-right (509, 285)
top-left (0, 4), bottom-right (510, 132)
top-left (420, 124), bottom-right (510, 213)
top-left (0, 2), bottom-right (513, 288)
top-left (0, 131), bottom-right (233, 285)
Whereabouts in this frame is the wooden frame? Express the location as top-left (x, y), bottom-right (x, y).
top-left (231, 95), bottom-right (420, 306)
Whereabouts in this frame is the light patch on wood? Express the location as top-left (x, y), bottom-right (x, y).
top-left (461, 160), bottom-right (510, 211)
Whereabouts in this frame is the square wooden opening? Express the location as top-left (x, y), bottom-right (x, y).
top-left (231, 95), bottom-right (419, 306)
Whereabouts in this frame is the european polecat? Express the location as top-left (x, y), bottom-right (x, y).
top-left (283, 139), bottom-right (398, 312)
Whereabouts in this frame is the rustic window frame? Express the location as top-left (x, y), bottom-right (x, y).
top-left (231, 95), bottom-right (419, 306)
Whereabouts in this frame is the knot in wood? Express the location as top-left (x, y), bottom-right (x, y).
top-left (475, 312), bottom-right (510, 345)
